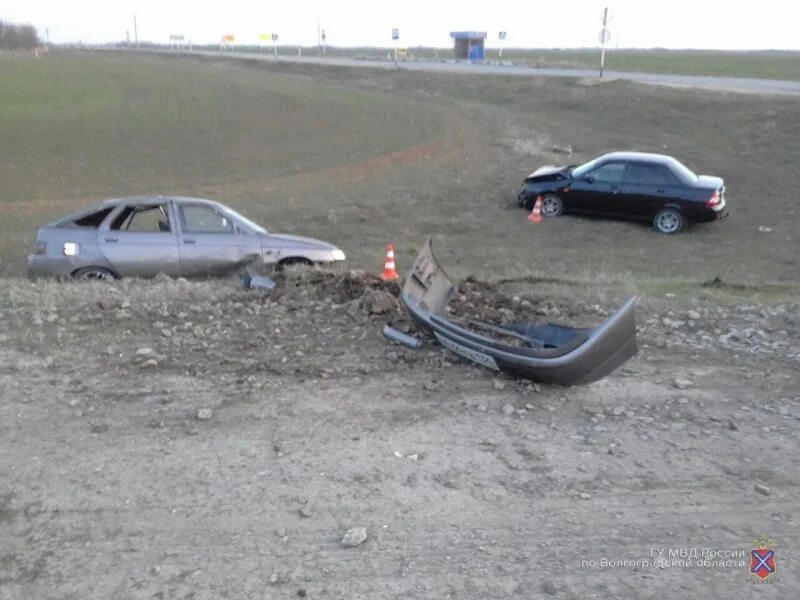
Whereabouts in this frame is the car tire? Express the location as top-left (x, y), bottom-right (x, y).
top-left (73, 266), bottom-right (117, 281)
top-left (540, 194), bottom-right (564, 217)
top-left (653, 208), bottom-right (685, 234)
top-left (276, 257), bottom-right (313, 272)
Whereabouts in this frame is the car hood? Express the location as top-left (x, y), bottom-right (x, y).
top-left (258, 232), bottom-right (338, 251)
top-left (696, 175), bottom-right (724, 190)
top-left (526, 165), bottom-right (571, 181)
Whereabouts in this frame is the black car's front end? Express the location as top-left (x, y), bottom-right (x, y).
top-left (517, 165), bottom-right (573, 209)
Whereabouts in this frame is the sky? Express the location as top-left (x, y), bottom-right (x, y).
top-left (3, 0), bottom-right (799, 50)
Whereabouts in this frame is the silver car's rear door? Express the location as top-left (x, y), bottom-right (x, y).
top-left (98, 201), bottom-right (180, 277)
top-left (175, 202), bottom-right (262, 277)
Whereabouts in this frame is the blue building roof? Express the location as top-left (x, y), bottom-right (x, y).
top-left (450, 31), bottom-right (487, 40)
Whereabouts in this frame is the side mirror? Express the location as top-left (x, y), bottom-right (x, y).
top-left (583, 175), bottom-right (595, 184)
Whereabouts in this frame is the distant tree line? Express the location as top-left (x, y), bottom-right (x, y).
top-left (0, 20), bottom-right (40, 50)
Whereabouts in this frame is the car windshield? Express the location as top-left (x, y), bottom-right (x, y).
top-left (571, 157), bottom-right (604, 178)
top-left (218, 206), bottom-right (268, 234)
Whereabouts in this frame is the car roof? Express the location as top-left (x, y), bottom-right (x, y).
top-left (44, 196), bottom-right (226, 227)
top-left (111, 195), bottom-right (221, 206)
top-left (598, 151), bottom-right (679, 165)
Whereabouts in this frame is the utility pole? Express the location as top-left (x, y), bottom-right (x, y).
top-left (45, 28), bottom-right (50, 46)
top-left (317, 19), bottom-right (321, 53)
top-left (599, 7), bottom-right (608, 78)
top-left (133, 15), bottom-right (138, 46)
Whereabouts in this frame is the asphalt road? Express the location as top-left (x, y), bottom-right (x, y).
top-left (181, 49), bottom-right (800, 95)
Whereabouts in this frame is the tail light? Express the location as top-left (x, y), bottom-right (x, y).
top-left (706, 190), bottom-right (721, 208)
top-left (34, 241), bottom-right (47, 255)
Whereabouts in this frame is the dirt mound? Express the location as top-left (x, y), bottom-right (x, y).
top-left (273, 268), bottom-right (401, 305)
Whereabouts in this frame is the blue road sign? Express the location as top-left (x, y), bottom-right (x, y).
top-left (392, 28), bottom-right (399, 40)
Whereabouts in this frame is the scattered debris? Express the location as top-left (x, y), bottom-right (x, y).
top-left (382, 325), bottom-right (422, 348)
top-left (196, 408), bottom-right (213, 421)
top-left (672, 378), bottom-right (693, 390)
top-left (341, 527), bottom-right (368, 547)
top-left (754, 483), bottom-right (771, 496)
top-left (243, 273), bottom-right (276, 291)
top-left (757, 226), bottom-right (772, 233)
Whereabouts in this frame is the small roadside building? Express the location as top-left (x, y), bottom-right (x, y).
top-left (450, 31), bottom-right (486, 60)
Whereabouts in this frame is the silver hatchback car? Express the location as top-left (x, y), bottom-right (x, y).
top-left (28, 196), bottom-right (346, 280)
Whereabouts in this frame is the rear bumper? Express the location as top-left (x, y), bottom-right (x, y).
top-left (694, 199), bottom-right (728, 223)
top-left (27, 255), bottom-right (80, 278)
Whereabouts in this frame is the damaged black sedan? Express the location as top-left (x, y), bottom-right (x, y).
top-left (402, 238), bottom-right (637, 385)
top-left (518, 152), bottom-right (728, 234)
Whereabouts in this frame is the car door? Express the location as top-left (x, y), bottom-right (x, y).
top-left (176, 202), bottom-right (263, 277)
top-left (567, 161), bottom-right (627, 215)
top-left (97, 201), bottom-right (180, 277)
top-left (620, 163), bottom-right (683, 220)
top-left (617, 162), bottom-right (659, 220)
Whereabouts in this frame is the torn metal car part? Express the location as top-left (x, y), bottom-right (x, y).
top-left (382, 325), bottom-right (422, 349)
top-left (243, 273), bottom-right (277, 290)
top-left (401, 238), bottom-right (637, 385)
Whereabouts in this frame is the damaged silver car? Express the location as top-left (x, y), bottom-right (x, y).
top-left (402, 238), bottom-right (637, 385)
top-left (27, 196), bottom-right (346, 280)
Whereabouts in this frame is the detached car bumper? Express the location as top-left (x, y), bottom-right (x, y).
top-left (402, 238), bottom-right (638, 385)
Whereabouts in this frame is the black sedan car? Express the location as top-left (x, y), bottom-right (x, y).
top-left (518, 152), bottom-right (727, 234)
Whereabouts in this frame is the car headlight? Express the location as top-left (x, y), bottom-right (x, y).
top-left (331, 249), bottom-right (346, 261)
top-left (63, 242), bottom-right (79, 256)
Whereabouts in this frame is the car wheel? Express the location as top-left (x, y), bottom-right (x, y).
top-left (276, 257), bottom-right (313, 272)
top-left (540, 194), bottom-right (564, 217)
top-left (73, 266), bottom-right (117, 281)
top-left (653, 208), bottom-right (685, 234)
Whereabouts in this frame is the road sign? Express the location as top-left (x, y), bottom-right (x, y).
top-left (222, 34), bottom-right (234, 43)
top-left (599, 28), bottom-right (611, 44)
top-left (392, 28), bottom-right (399, 40)
top-left (169, 34), bottom-right (184, 41)
top-left (272, 33), bottom-right (278, 42)
top-left (259, 33), bottom-right (271, 41)
top-left (498, 31), bottom-right (507, 40)
top-left (321, 30), bottom-right (326, 42)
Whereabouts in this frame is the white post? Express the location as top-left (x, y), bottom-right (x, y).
top-left (600, 7), bottom-right (608, 78)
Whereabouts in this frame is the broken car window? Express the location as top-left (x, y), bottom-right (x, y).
top-left (73, 207), bottom-right (113, 228)
top-left (179, 205), bottom-right (234, 234)
top-left (110, 205), bottom-right (171, 232)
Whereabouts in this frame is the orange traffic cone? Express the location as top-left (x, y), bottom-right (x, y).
top-left (382, 244), bottom-right (400, 281)
top-left (527, 195), bottom-right (543, 224)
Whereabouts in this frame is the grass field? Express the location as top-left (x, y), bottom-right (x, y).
top-left (1, 51), bottom-right (798, 298)
top-left (0, 53), bottom-right (443, 270)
